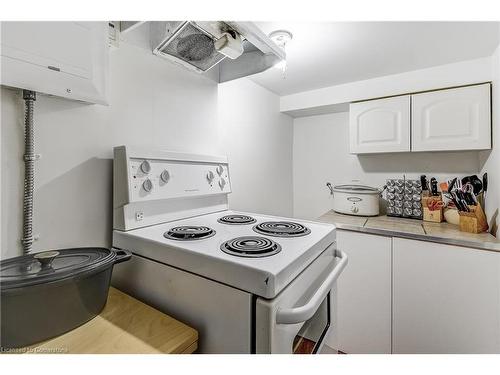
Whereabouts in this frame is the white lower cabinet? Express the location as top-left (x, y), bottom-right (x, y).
top-left (392, 238), bottom-right (500, 354)
top-left (333, 230), bottom-right (392, 353)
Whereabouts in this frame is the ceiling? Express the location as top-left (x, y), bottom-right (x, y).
top-left (249, 22), bottom-right (500, 96)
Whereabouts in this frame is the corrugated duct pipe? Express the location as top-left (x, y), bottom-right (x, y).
top-left (21, 90), bottom-right (36, 255)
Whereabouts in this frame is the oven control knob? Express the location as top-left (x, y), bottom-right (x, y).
top-left (140, 160), bottom-right (151, 174)
top-left (351, 206), bottom-right (359, 214)
top-left (206, 171), bottom-right (215, 183)
top-left (160, 170), bottom-right (170, 183)
top-left (219, 178), bottom-right (226, 190)
top-left (216, 165), bottom-right (224, 176)
top-left (142, 178), bottom-right (153, 193)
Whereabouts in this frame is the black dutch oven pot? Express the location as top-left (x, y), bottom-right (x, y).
top-left (0, 247), bottom-right (131, 348)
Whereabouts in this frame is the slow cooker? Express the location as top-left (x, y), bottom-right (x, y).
top-left (332, 184), bottom-right (381, 216)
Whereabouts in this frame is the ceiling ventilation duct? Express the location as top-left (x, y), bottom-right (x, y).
top-left (150, 21), bottom-right (285, 82)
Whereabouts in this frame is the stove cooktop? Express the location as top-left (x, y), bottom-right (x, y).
top-left (113, 210), bottom-right (336, 298)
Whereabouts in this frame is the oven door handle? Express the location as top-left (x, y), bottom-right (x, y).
top-left (275, 250), bottom-right (348, 325)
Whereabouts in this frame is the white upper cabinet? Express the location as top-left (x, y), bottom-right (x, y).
top-left (411, 84), bottom-right (491, 151)
top-left (349, 83), bottom-right (492, 154)
top-left (1, 22), bottom-right (108, 104)
top-left (349, 95), bottom-right (411, 154)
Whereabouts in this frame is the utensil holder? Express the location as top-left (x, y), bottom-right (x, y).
top-left (459, 204), bottom-right (489, 234)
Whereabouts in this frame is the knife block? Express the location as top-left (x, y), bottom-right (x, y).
top-left (422, 195), bottom-right (443, 223)
top-left (459, 205), bottom-right (489, 234)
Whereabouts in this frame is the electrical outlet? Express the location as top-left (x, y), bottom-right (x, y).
top-left (135, 212), bottom-right (144, 221)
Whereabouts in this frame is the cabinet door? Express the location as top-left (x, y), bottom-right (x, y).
top-left (411, 84), bottom-right (491, 151)
top-left (0, 22), bottom-right (108, 104)
top-left (327, 231), bottom-right (392, 353)
top-left (349, 95), bottom-right (410, 154)
top-left (393, 238), bottom-right (500, 353)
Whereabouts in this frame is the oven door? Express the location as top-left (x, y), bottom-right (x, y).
top-left (255, 244), bottom-right (348, 354)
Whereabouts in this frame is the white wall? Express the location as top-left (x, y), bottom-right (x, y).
top-left (218, 79), bottom-right (294, 217)
top-left (282, 57), bottom-right (492, 116)
top-left (1, 42), bottom-right (219, 259)
top-left (1, 40), bottom-right (295, 260)
top-left (293, 112), bottom-right (482, 220)
top-left (479, 38), bottom-right (500, 236)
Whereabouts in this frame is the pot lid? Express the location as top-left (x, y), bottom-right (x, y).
top-left (0, 248), bottom-right (114, 290)
top-left (333, 184), bottom-right (380, 193)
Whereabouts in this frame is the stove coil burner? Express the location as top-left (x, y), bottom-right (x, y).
top-left (217, 214), bottom-right (256, 225)
top-left (220, 236), bottom-right (282, 258)
top-left (164, 226), bottom-right (216, 241)
top-left (253, 221), bottom-right (311, 237)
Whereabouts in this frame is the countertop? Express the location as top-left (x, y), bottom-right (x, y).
top-left (318, 210), bottom-right (500, 252)
top-left (22, 287), bottom-right (198, 354)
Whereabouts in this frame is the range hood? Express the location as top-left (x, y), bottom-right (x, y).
top-left (149, 21), bottom-right (285, 83)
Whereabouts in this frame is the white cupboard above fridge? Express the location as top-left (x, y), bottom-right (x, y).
top-left (0, 22), bottom-right (109, 105)
top-left (349, 83), bottom-right (491, 154)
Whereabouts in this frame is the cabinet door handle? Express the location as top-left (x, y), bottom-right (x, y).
top-left (47, 66), bottom-right (61, 72)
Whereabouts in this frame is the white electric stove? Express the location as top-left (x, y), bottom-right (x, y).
top-left (111, 146), bottom-right (347, 354)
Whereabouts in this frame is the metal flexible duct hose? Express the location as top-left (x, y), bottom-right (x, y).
top-left (21, 90), bottom-right (36, 254)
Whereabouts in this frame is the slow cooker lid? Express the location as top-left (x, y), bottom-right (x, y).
top-left (333, 184), bottom-right (380, 193)
top-left (0, 248), bottom-right (114, 290)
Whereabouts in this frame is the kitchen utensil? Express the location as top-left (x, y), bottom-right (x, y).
top-left (0, 247), bottom-right (131, 348)
top-left (447, 177), bottom-right (457, 193)
top-left (452, 191), bottom-right (468, 212)
top-left (462, 183), bottom-right (477, 205)
top-left (420, 175), bottom-right (428, 192)
top-left (469, 175), bottom-right (483, 195)
top-left (461, 175), bottom-right (472, 187)
top-left (482, 172), bottom-right (488, 203)
top-left (430, 177), bottom-right (438, 196)
top-left (426, 198), bottom-right (444, 211)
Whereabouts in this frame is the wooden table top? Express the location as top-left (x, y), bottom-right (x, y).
top-left (27, 287), bottom-right (198, 354)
